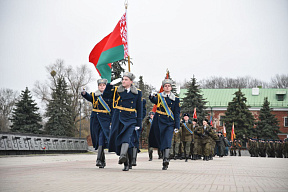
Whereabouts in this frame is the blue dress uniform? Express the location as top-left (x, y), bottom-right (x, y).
top-left (149, 79), bottom-right (180, 170)
top-left (128, 99), bottom-right (146, 169)
top-left (81, 90), bottom-right (112, 149)
top-left (149, 93), bottom-right (180, 151)
top-left (105, 81), bottom-right (143, 160)
top-left (81, 79), bottom-right (113, 168)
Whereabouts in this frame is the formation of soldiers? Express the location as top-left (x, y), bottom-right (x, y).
top-left (82, 72), bottom-right (287, 172)
top-left (248, 138), bottom-right (288, 158)
top-left (143, 113), bottom-right (231, 162)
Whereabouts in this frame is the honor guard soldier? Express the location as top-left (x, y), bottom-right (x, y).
top-left (81, 79), bottom-right (112, 168)
top-left (180, 113), bottom-right (193, 162)
top-left (105, 72), bottom-right (143, 171)
top-left (149, 78), bottom-right (180, 170)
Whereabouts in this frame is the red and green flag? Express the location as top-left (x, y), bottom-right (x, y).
top-left (89, 13), bottom-right (128, 82)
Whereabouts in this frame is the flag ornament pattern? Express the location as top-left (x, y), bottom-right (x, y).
top-left (120, 13), bottom-right (128, 58)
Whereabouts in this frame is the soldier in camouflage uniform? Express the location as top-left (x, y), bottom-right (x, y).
top-left (195, 119), bottom-right (217, 161)
top-left (283, 138), bottom-right (288, 158)
top-left (191, 118), bottom-right (199, 160)
top-left (143, 112), bottom-right (155, 161)
top-left (180, 113), bottom-right (193, 162)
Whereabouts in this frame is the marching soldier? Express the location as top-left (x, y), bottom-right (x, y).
top-left (81, 79), bottom-right (112, 168)
top-left (149, 79), bottom-right (180, 170)
top-left (191, 118), bottom-right (199, 160)
top-left (180, 113), bottom-right (193, 162)
top-left (105, 72), bottom-right (143, 171)
top-left (236, 139), bottom-right (242, 156)
top-left (143, 111), bottom-right (155, 161)
top-left (283, 138), bottom-right (288, 158)
top-left (170, 125), bottom-right (182, 160)
top-left (195, 119), bottom-right (216, 161)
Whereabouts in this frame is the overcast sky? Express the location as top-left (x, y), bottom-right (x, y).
top-left (1, 0), bottom-right (288, 94)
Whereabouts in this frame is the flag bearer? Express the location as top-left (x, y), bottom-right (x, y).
top-left (105, 72), bottom-right (143, 171)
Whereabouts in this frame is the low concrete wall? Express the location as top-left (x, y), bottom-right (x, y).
top-left (0, 132), bottom-right (88, 155)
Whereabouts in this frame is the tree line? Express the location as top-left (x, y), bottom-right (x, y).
top-left (0, 59), bottom-right (286, 139)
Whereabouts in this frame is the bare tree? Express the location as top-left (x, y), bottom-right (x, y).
top-left (33, 59), bottom-right (95, 127)
top-left (199, 76), bottom-right (268, 88)
top-left (0, 88), bottom-right (18, 132)
top-left (270, 74), bottom-right (288, 88)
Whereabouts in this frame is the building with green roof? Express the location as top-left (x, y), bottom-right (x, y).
top-left (179, 88), bottom-right (288, 140)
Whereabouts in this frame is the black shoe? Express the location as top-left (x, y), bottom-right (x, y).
top-left (162, 149), bottom-right (170, 170)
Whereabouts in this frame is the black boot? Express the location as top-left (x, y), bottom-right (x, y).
top-left (96, 146), bottom-right (103, 167)
top-left (158, 149), bottom-right (163, 159)
top-left (203, 156), bottom-right (206, 161)
top-left (149, 150), bottom-right (153, 161)
top-left (205, 156), bottom-right (209, 161)
top-left (131, 147), bottom-right (138, 166)
top-left (99, 147), bottom-right (106, 168)
top-left (185, 155), bottom-right (189, 162)
top-left (162, 149), bottom-right (170, 170)
top-left (128, 148), bottom-right (133, 169)
top-left (123, 154), bottom-right (129, 171)
top-left (118, 143), bottom-right (129, 164)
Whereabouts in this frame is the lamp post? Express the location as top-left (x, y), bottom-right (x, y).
top-left (79, 99), bottom-right (82, 138)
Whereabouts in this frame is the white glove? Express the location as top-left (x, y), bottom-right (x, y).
top-left (110, 78), bottom-right (122, 85)
top-left (150, 91), bottom-right (157, 96)
top-left (81, 87), bottom-right (86, 95)
top-left (135, 126), bottom-right (140, 131)
top-left (174, 128), bottom-right (179, 133)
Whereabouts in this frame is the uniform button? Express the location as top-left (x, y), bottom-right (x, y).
top-left (97, 113), bottom-right (98, 114)
top-left (120, 111), bottom-right (122, 112)
top-left (131, 101), bottom-right (133, 103)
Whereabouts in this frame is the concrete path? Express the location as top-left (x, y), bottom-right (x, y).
top-left (0, 151), bottom-right (287, 192)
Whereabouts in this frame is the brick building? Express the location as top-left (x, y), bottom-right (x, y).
top-left (179, 88), bottom-right (288, 140)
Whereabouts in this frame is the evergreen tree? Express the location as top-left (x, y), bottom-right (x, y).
top-left (181, 76), bottom-right (208, 125)
top-left (111, 58), bottom-right (133, 81)
top-left (223, 89), bottom-right (255, 140)
top-left (10, 87), bottom-right (42, 134)
top-left (45, 77), bottom-right (75, 137)
top-left (256, 97), bottom-right (280, 139)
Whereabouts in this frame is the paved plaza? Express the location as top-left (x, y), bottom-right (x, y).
top-left (0, 151), bottom-right (287, 192)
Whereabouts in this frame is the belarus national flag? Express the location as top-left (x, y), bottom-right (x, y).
top-left (89, 13), bottom-right (128, 82)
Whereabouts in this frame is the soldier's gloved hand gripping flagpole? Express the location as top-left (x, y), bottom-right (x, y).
top-left (88, 1), bottom-right (143, 171)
